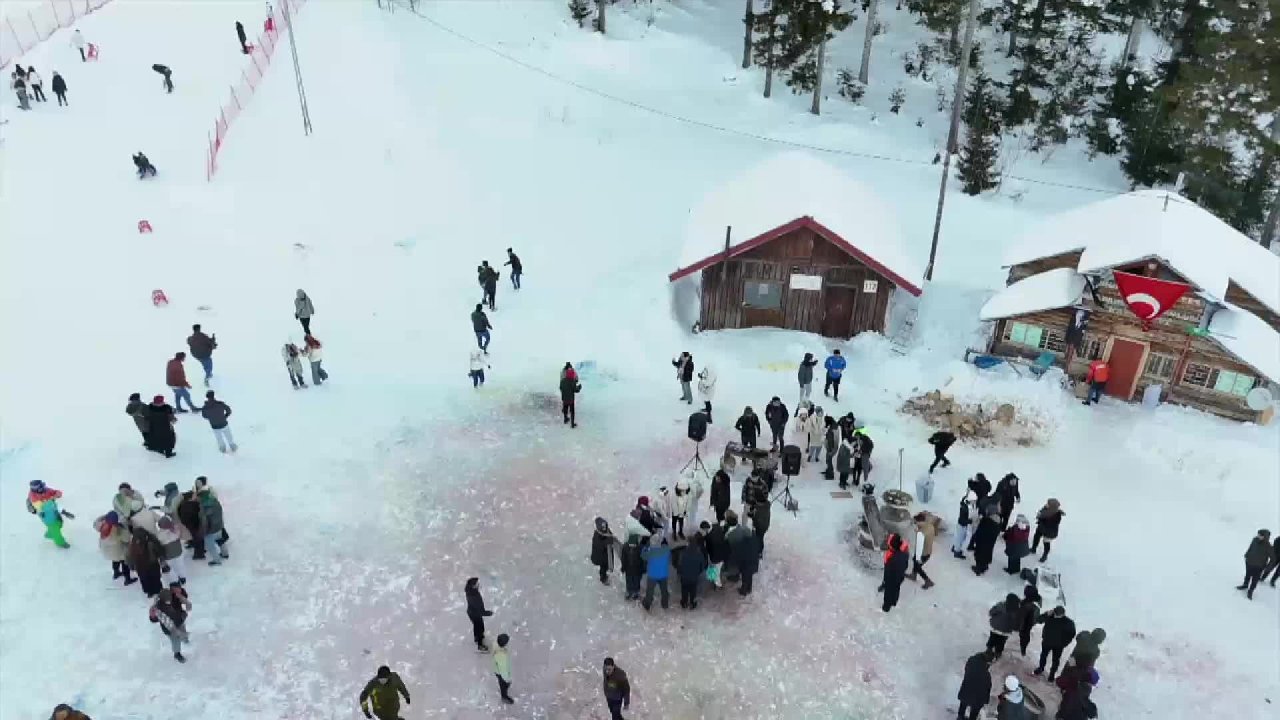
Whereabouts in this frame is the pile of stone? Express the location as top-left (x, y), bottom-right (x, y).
top-left (900, 390), bottom-right (1040, 447)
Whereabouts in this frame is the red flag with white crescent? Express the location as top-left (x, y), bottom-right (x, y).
top-left (1112, 271), bottom-right (1191, 329)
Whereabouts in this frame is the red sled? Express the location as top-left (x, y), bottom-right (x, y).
top-left (152, 289), bottom-right (169, 307)
top-left (138, 220), bottom-right (153, 233)
top-left (264, 17), bottom-right (275, 32)
top-left (87, 43), bottom-right (99, 61)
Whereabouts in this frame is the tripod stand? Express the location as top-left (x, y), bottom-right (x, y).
top-left (681, 441), bottom-right (712, 481)
top-left (772, 472), bottom-right (800, 515)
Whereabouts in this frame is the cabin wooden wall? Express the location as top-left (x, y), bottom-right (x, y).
top-left (697, 226), bottom-right (897, 338)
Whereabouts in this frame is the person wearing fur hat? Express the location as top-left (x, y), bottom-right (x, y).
top-left (619, 534), bottom-right (645, 600)
top-left (149, 586), bottom-right (191, 662)
top-left (1003, 514), bottom-right (1032, 575)
top-left (764, 397), bottom-right (789, 450)
top-left (94, 512), bottom-right (135, 585)
top-left (952, 490), bottom-right (978, 559)
top-left (1031, 498), bottom-right (1064, 562)
top-left (987, 593), bottom-right (1021, 656)
top-left (735, 406), bottom-right (761, 450)
top-left (144, 394), bottom-right (177, 457)
top-left (1239, 528), bottom-right (1274, 599)
top-left (591, 517), bottom-right (617, 584)
top-left (709, 468), bottom-right (731, 523)
top-left (696, 363), bottom-right (716, 423)
top-left (112, 483), bottom-right (146, 525)
top-left (956, 649), bottom-right (995, 720)
top-left (997, 675), bottom-right (1031, 720)
top-left (971, 506), bottom-right (1002, 575)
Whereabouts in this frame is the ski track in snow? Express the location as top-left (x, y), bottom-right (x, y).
top-left (1, 1), bottom-right (1277, 719)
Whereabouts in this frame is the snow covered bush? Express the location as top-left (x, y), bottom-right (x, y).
top-left (888, 86), bottom-right (905, 114)
top-left (568, 0), bottom-right (590, 28)
top-left (836, 68), bottom-right (865, 103)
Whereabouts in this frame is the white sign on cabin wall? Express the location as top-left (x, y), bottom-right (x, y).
top-left (790, 274), bottom-right (823, 291)
top-left (863, 279), bottom-right (879, 293)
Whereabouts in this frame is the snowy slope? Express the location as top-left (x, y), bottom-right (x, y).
top-left (1, 2), bottom-right (1277, 720)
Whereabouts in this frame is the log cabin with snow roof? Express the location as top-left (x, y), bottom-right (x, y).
top-left (668, 152), bottom-right (925, 339)
top-left (980, 190), bottom-right (1280, 422)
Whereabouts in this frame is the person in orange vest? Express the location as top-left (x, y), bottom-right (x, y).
top-left (1083, 359), bottom-right (1110, 405)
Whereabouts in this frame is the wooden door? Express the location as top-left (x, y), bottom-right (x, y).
top-left (822, 286), bottom-right (856, 338)
top-left (1106, 338), bottom-right (1147, 400)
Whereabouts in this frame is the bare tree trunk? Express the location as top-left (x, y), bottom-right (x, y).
top-left (596, 0), bottom-right (606, 34)
top-left (763, 13), bottom-right (776, 98)
top-left (1006, 0), bottom-right (1023, 57)
top-left (858, 0), bottom-right (879, 84)
top-left (742, 0), bottom-right (754, 69)
top-left (1121, 16), bottom-right (1145, 65)
top-left (812, 41), bottom-right (827, 115)
top-left (1264, 116), bottom-right (1280, 248)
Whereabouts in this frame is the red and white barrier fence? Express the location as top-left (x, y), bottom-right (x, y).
top-left (206, 0), bottom-right (306, 181)
top-left (0, 0), bottom-right (113, 70)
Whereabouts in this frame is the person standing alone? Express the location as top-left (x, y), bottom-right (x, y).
top-left (465, 577), bottom-right (494, 651)
top-left (359, 666), bottom-right (411, 720)
top-left (823, 349), bottom-right (846, 401)
top-left (504, 248), bottom-right (522, 290)
top-left (294, 289), bottom-right (315, 334)
top-left (560, 363), bottom-right (581, 428)
top-left (51, 71), bottom-right (67, 105)
top-left (236, 21), bottom-right (249, 53)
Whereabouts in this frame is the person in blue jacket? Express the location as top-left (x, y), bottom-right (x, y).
top-left (823, 349), bottom-right (847, 401)
top-left (640, 536), bottom-right (671, 611)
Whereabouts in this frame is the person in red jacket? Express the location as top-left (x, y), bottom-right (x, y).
top-left (166, 352), bottom-right (200, 412)
top-left (1083, 360), bottom-right (1110, 405)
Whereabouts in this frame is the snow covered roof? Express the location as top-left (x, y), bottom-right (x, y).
top-left (979, 267), bottom-right (1086, 321)
top-left (670, 152), bottom-right (924, 295)
top-left (1002, 190), bottom-right (1280, 314)
top-left (1208, 304), bottom-right (1280, 386)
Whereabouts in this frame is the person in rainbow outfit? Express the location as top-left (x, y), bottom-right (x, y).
top-left (27, 480), bottom-right (70, 548)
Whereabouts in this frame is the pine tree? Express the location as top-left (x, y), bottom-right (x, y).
top-left (568, 0), bottom-right (591, 28)
top-left (906, 0), bottom-right (967, 56)
top-left (958, 71), bottom-right (1002, 195)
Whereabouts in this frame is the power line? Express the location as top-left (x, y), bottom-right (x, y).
top-left (392, 1), bottom-right (1155, 199)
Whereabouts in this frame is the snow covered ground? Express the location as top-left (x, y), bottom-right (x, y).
top-left (1, 1), bottom-right (1277, 719)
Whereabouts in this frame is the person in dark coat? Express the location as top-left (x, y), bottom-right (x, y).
top-left (987, 593), bottom-right (1020, 656)
top-left (1069, 628), bottom-right (1107, 670)
top-left (1035, 605), bottom-right (1076, 680)
top-left (151, 63), bottom-right (173, 92)
top-left (822, 415), bottom-right (838, 479)
top-left (602, 658), bottom-right (630, 720)
top-left (471, 304), bottom-right (492, 352)
top-left (735, 407), bottom-right (761, 450)
top-left (143, 395), bottom-right (177, 457)
top-left (1015, 584), bottom-right (1042, 656)
top-left (619, 535), bottom-right (644, 601)
top-left (750, 494), bottom-right (771, 559)
top-left (880, 533), bottom-right (910, 613)
top-left (671, 351), bottom-right (694, 404)
top-left (971, 508), bottom-right (1001, 575)
top-left (851, 427), bottom-right (874, 485)
top-left (701, 520), bottom-right (729, 578)
top-left (796, 352), bottom-right (819, 413)
top-left (186, 324), bottom-right (216, 383)
top-left (709, 469), bottom-right (731, 523)
top-left (676, 536), bottom-right (707, 609)
top-left (591, 517), bottom-right (616, 584)
top-left (235, 21), bottom-right (249, 53)
top-left (726, 515), bottom-right (758, 596)
top-left (50, 71), bottom-right (67, 105)
top-left (956, 649), bottom-right (995, 720)
top-left (125, 392), bottom-right (149, 444)
top-left (464, 577), bottom-right (493, 652)
top-left (127, 528), bottom-right (165, 597)
top-left (174, 490), bottom-right (206, 559)
top-left (1239, 528), bottom-right (1274, 599)
top-left (968, 473), bottom-right (992, 503)
top-left (764, 397), bottom-right (788, 449)
top-left (559, 363), bottom-right (581, 428)
top-left (1031, 498), bottom-right (1064, 562)
top-left (1055, 680), bottom-right (1099, 720)
top-left (477, 261), bottom-right (499, 310)
top-left (1003, 514), bottom-right (1032, 575)
top-left (359, 666), bottom-right (411, 720)
top-left (994, 474), bottom-right (1021, 529)
top-left (1264, 534), bottom-right (1280, 587)
top-left (504, 248), bottom-right (522, 289)
top-left (928, 430), bottom-right (955, 473)
top-left (133, 151), bottom-right (157, 178)
top-left (837, 412), bottom-right (856, 444)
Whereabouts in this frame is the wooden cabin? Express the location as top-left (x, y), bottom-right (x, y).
top-left (980, 191), bottom-right (1280, 422)
top-left (669, 152), bottom-right (924, 339)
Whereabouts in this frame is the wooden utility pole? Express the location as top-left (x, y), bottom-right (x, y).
top-left (858, 0), bottom-right (879, 84)
top-left (762, 6), bottom-right (777, 98)
top-left (924, 0), bottom-right (980, 281)
top-left (596, 0), bottom-right (606, 34)
top-left (811, 39), bottom-right (828, 114)
top-left (742, 0), bottom-right (754, 69)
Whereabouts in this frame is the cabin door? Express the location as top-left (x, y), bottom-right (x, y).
top-left (821, 286), bottom-right (856, 338)
top-left (1106, 338), bottom-right (1148, 400)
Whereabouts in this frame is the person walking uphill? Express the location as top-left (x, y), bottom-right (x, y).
top-left (602, 658), bottom-right (631, 720)
top-left (797, 352), bottom-right (819, 411)
top-left (735, 407), bottom-right (761, 450)
top-left (51, 71), bottom-right (67, 105)
top-left (956, 649), bottom-right (995, 720)
top-left (166, 353), bottom-right (200, 413)
top-left (294, 289), bottom-right (315, 334)
top-left (465, 577), bottom-right (493, 651)
top-left (359, 666), bottom-right (411, 720)
top-left (201, 391), bottom-right (238, 453)
top-left (479, 262), bottom-right (499, 311)
top-left (1238, 529), bottom-right (1274, 599)
top-left (187, 325), bottom-right (217, 385)
top-left (560, 363), bottom-right (581, 428)
top-left (823, 349), bottom-right (846, 401)
top-left (591, 517), bottom-right (616, 584)
top-left (471, 304), bottom-right (491, 353)
top-left (672, 352), bottom-right (694, 404)
top-left (1031, 498), bottom-right (1064, 562)
top-left (504, 248), bottom-right (522, 289)
top-left (764, 397), bottom-right (788, 450)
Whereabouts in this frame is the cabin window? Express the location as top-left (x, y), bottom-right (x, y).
top-left (743, 281), bottom-right (783, 310)
top-left (1181, 363), bottom-right (1255, 397)
top-left (1081, 334), bottom-right (1104, 361)
top-left (1004, 322), bottom-right (1066, 353)
top-left (1143, 353), bottom-right (1176, 380)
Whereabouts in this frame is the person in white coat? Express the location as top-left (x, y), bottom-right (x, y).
top-left (952, 491), bottom-right (978, 559)
top-left (25, 67), bottom-right (45, 102)
top-left (282, 341), bottom-right (307, 389)
top-left (696, 365), bottom-right (716, 424)
top-left (71, 30), bottom-right (87, 61)
top-left (300, 334), bottom-right (328, 386)
top-left (682, 476), bottom-right (705, 529)
top-left (469, 349), bottom-right (489, 388)
top-left (806, 407), bottom-right (826, 462)
top-left (672, 480), bottom-right (692, 540)
top-left (654, 486), bottom-right (675, 538)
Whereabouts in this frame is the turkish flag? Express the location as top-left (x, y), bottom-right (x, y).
top-left (1112, 271), bottom-right (1190, 329)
